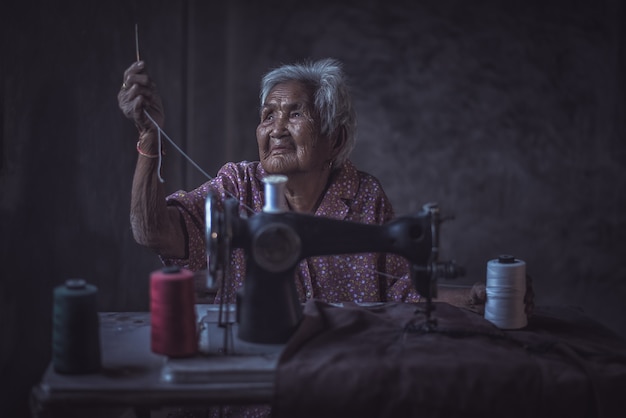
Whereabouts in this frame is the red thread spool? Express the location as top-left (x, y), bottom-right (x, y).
top-left (150, 266), bottom-right (198, 357)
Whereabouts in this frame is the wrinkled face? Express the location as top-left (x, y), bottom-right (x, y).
top-left (256, 81), bottom-right (332, 175)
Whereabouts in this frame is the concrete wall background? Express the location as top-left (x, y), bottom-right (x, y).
top-left (2, 0), bottom-right (625, 416)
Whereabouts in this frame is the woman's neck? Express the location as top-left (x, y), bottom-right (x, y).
top-left (284, 169), bottom-right (332, 214)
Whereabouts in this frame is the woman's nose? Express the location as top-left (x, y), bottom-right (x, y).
top-left (270, 114), bottom-right (288, 137)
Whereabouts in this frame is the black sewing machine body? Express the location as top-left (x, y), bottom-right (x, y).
top-left (206, 176), bottom-right (461, 344)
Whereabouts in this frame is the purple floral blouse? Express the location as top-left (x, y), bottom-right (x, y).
top-left (163, 159), bottom-right (419, 304)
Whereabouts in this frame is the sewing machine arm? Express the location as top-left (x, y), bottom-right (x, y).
top-left (214, 198), bottom-right (461, 343)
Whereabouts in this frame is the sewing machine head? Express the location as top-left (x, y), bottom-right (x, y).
top-left (206, 175), bottom-right (463, 344)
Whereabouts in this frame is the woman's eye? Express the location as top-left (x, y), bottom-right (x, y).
top-left (291, 112), bottom-right (301, 118)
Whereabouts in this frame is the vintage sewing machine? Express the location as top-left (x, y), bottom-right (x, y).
top-left (205, 174), bottom-right (463, 345)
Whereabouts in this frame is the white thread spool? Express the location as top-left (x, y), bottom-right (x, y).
top-left (484, 255), bottom-right (527, 329)
top-left (263, 175), bottom-right (288, 213)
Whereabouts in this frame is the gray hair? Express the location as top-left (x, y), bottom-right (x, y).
top-left (259, 58), bottom-right (356, 168)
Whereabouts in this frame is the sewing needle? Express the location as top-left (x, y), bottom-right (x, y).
top-left (135, 23), bottom-right (140, 62)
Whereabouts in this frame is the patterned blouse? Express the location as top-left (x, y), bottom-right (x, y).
top-left (163, 159), bottom-right (419, 304)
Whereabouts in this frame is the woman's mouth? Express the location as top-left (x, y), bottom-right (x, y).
top-left (270, 145), bottom-right (293, 155)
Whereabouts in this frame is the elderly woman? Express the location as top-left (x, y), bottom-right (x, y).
top-left (119, 58), bottom-right (419, 305)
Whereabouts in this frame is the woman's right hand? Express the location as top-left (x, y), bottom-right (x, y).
top-left (117, 61), bottom-right (165, 135)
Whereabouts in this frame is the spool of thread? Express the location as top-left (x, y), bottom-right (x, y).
top-left (484, 255), bottom-right (527, 329)
top-left (52, 279), bottom-right (101, 374)
top-left (263, 174), bottom-right (288, 213)
top-left (150, 266), bottom-right (198, 357)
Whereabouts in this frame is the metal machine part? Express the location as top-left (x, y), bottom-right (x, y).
top-left (262, 174), bottom-right (288, 213)
top-left (205, 178), bottom-right (463, 344)
top-left (205, 193), bottom-right (238, 351)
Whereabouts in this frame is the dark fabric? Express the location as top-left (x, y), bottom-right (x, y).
top-left (272, 301), bottom-right (626, 418)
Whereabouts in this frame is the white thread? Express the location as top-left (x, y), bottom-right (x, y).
top-left (142, 110), bottom-right (255, 214)
top-left (156, 128), bottom-right (164, 183)
top-left (484, 257), bottom-right (527, 329)
top-left (143, 110), bottom-right (213, 182)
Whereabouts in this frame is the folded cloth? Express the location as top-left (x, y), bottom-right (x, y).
top-left (272, 301), bottom-right (626, 418)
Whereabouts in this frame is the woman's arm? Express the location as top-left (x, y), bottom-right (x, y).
top-left (130, 131), bottom-right (186, 258)
top-left (118, 61), bottom-right (186, 258)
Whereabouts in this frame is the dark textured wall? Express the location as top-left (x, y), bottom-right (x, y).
top-left (2, 0), bottom-right (625, 417)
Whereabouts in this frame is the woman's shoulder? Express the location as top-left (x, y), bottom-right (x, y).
top-left (341, 160), bottom-right (386, 195)
top-left (333, 160), bottom-right (395, 222)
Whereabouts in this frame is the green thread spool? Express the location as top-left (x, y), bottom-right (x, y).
top-left (52, 279), bottom-right (101, 374)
